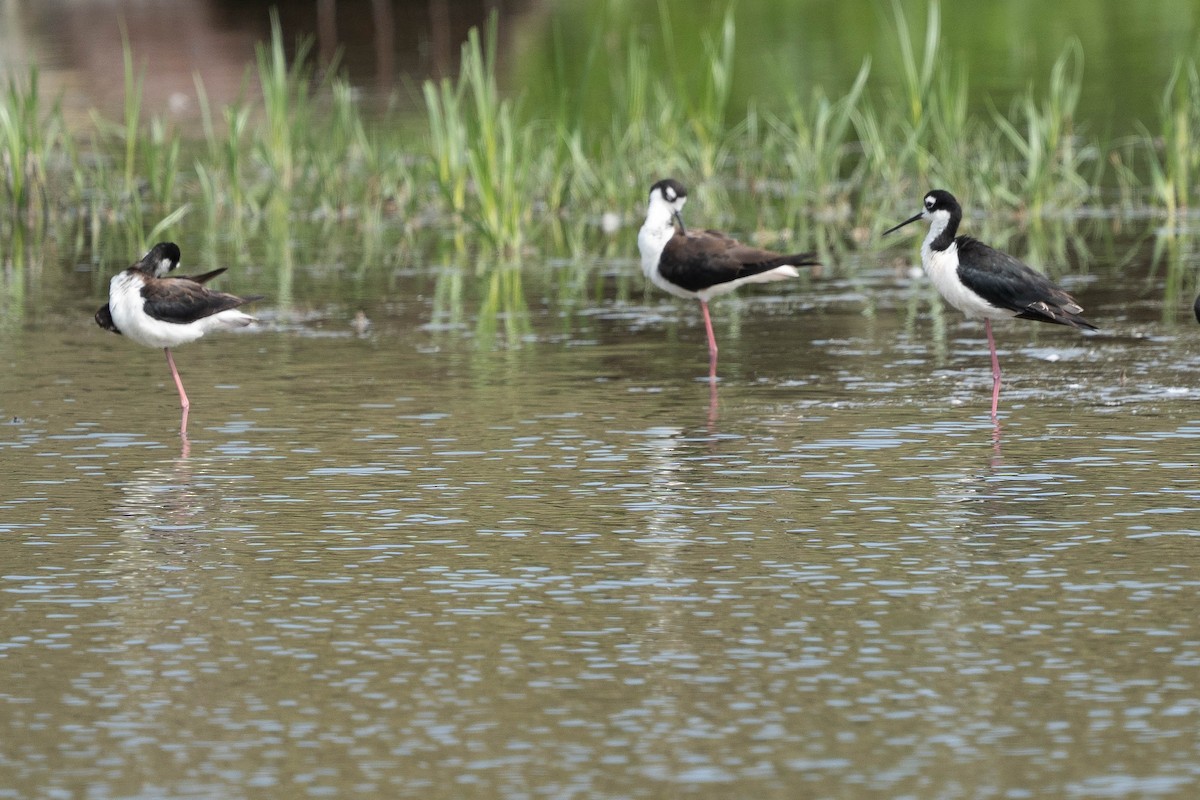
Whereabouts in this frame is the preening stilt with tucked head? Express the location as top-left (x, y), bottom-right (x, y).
top-left (884, 189), bottom-right (1097, 419)
top-left (97, 242), bottom-right (261, 436)
top-left (636, 178), bottom-right (820, 379)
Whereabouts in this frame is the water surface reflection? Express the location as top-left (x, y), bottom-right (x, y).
top-left (2, 291), bottom-right (1199, 796)
top-left (0, 217), bottom-right (1198, 796)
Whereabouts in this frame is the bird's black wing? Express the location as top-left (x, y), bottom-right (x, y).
top-left (661, 231), bottom-right (818, 293)
top-left (141, 278), bottom-right (259, 325)
top-left (955, 236), bottom-right (1096, 329)
top-left (178, 267), bottom-right (228, 284)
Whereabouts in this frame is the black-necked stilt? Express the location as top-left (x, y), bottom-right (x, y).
top-left (637, 178), bottom-right (820, 378)
top-left (1194, 293), bottom-right (1200, 323)
top-left (96, 242), bottom-right (261, 435)
top-left (884, 189), bottom-right (1096, 419)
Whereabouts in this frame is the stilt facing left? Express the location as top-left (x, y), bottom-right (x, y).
top-left (884, 190), bottom-right (1096, 418)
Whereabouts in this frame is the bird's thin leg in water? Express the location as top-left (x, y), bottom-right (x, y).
top-left (700, 300), bottom-right (718, 379)
top-left (985, 319), bottom-right (1002, 419)
top-left (164, 348), bottom-right (190, 435)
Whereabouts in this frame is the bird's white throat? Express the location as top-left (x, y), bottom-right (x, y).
top-left (637, 191), bottom-right (684, 281)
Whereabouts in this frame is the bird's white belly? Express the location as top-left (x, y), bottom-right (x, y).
top-left (922, 242), bottom-right (1015, 321)
top-left (692, 265), bottom-right (799, 301)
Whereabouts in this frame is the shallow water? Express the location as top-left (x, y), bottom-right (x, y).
top-left (1, 239), bottom-right (1199, 798)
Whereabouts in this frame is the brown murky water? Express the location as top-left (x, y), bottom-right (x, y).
top-left (1, 236), bottom-right (1199, 798)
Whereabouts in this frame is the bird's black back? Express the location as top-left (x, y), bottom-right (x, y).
top-left (660, 231), bottom-right (818, 293)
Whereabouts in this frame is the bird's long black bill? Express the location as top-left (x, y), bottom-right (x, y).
top-left (882, 212), bottom-right (924, 236)
top-left (672, 209), bottom-right (687, 234)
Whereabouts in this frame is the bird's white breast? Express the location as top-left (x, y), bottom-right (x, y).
top-left (637, 215), bottom-right (693, 299)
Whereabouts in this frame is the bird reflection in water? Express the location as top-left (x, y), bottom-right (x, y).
top-left (115, 465), bottom-right (194, 535)
top-left (110, 442), bottom-right (209, 546)
top-left (707, 379), bottom-right (719, 432)
top-left (991, 420), bottom-right (1003, 468)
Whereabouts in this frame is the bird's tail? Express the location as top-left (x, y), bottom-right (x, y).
top-left (1016, 300), bottom-right (1097, 330)
top-left (758, 252), bottom-right (821, 271)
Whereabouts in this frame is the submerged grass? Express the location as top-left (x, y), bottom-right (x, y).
top-left (3, 0), bottom-right (1200, 271)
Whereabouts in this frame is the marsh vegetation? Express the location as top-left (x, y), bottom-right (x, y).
top-left (2, 2), bottom-right (1200, 277)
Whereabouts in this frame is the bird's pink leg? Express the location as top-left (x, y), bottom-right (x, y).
top-left (700, 300), bottom-right (718, 380)
top-left (985, 319), bottom-right (1002, 419)
top-left (164, 348), bottom-right (190, 435)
